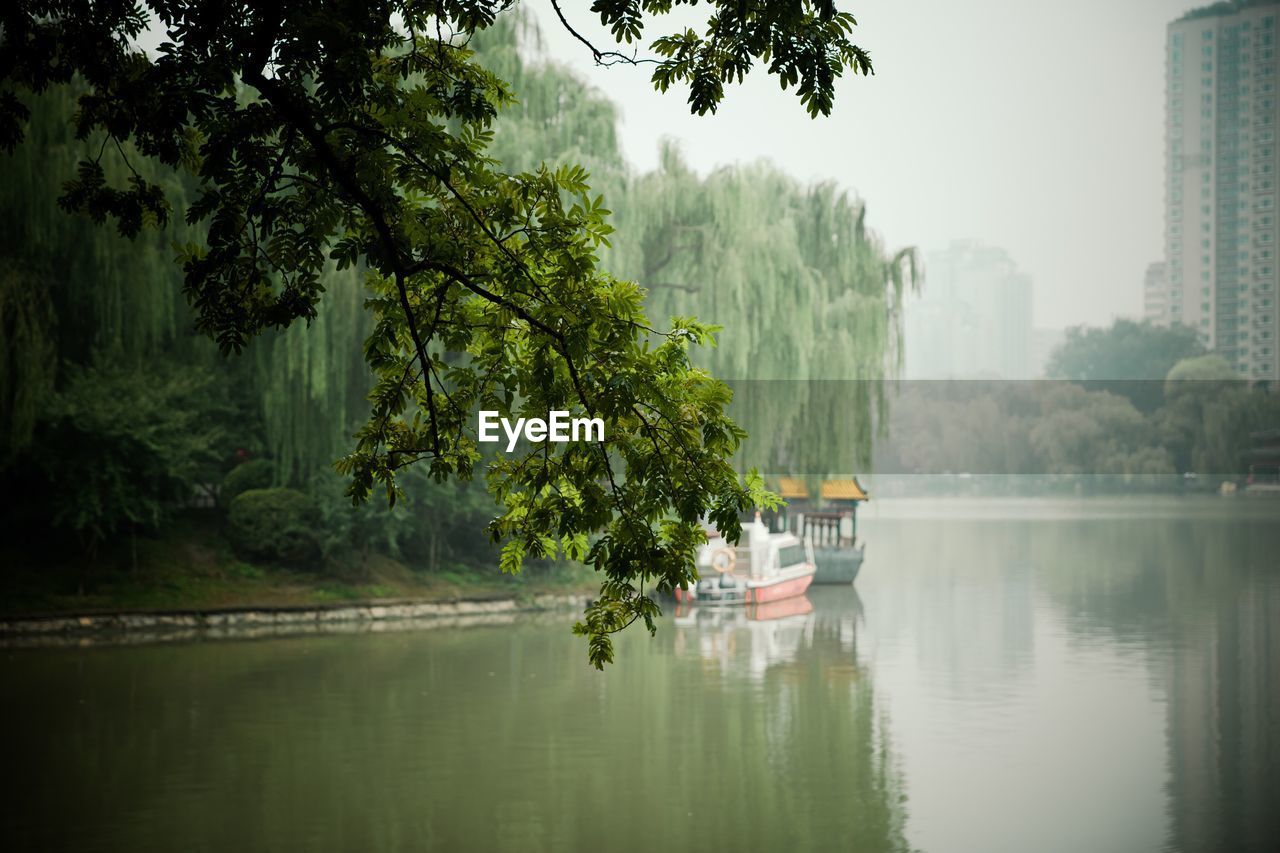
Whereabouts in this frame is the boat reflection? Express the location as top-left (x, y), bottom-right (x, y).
top-left (671, 588), bottom-right (867, 683)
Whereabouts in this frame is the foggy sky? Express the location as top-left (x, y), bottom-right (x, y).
top-left (528, 0), bottom-right (1200, 330)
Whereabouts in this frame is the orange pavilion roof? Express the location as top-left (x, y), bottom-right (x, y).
top-left (776, 477), bottom-right (810, 499)
top-left (820, 478), bottom-right (869, 502)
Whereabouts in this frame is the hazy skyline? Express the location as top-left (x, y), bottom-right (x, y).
top-left (529, 0), bottom-right (1203, 330)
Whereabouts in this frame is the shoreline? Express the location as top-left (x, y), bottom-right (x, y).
top-left (0, 594), bottom-right (591, 648)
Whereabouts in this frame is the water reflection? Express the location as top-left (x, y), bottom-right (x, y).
top-left (671, 592), bottom-right (869, 685)
top-left (857, 497), bottom-right (1280, 853)
top-left (1031, 509), bottom-right (1280, 853)
top-left (673, 596), bottom-right (817, 679)
top-left (1, 588), bottom-right (910, 852)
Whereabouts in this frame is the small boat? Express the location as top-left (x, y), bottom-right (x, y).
top-left (675, 514), bottom-right (816, 606)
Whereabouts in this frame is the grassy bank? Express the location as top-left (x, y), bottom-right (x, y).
top-left (0, 510), bottom-right (597, 618)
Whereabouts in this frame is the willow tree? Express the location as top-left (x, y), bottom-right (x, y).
top-left (0, 84), bottom-right (205, 462)
top-left (610, 148), bottom-right (916, 479)
top-left (476, 22), bottom-right (915, 483)
top-left (2, 0), bottom-right (877, 665)
top-left (0, 86), bottom-right (373, 487)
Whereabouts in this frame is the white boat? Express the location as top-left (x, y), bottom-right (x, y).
top-left (674, 514), bottom-right (816, 606)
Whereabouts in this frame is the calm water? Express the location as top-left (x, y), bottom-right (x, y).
top-left (3, 496), bottom-right (1279, 852)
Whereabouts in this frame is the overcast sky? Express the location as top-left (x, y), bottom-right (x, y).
top-left (527, 0), bottom-right (1202, 330)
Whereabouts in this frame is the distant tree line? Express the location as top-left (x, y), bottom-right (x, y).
top-left (873, 320), bottom-right (1280, 489)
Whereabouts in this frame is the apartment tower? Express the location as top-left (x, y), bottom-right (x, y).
top-left (1166, 1), bottom-right (1280, 381)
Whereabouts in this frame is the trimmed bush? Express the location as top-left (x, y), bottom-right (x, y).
top-left (226, 488), bottom-right (322, 566)
top-left (220, 459), bottom-right (276, 506)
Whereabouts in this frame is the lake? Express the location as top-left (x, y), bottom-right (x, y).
top-left (3, 496), bottom-right (1278, 852)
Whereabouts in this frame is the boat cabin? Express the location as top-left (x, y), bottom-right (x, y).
top-left (764, 476), bottom-right (869, 548)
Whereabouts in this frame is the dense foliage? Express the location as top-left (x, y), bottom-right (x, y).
top-left (0, 3), bottom-right (908, 664)
top-left (219, 459), bottom-right (276, 506)
top-left (227, 488), bottom-right (323, 566)
top-left (1045, 319), bottom-right (1207, 411)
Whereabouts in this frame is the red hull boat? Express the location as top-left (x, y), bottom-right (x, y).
top-left (677, 515), bottom-right (816, 606)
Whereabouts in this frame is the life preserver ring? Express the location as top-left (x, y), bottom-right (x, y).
top-left (710, 547), bottom-right (737, 574)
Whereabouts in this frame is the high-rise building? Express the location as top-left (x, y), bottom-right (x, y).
top-left (904, 241), bottom-right (1033, 379)
top-left (1166, 1), bottom-right (1280, 382)
top-left (1143, 261), bottom-right (1170, 324)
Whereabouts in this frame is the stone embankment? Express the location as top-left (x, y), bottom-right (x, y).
top-left (0, 594), bottom-right (590, 648)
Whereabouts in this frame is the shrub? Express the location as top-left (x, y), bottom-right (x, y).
top-left (226, 488), bottom-right (322, 566)
top-left (220, 459), bottom-right (276, 506)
